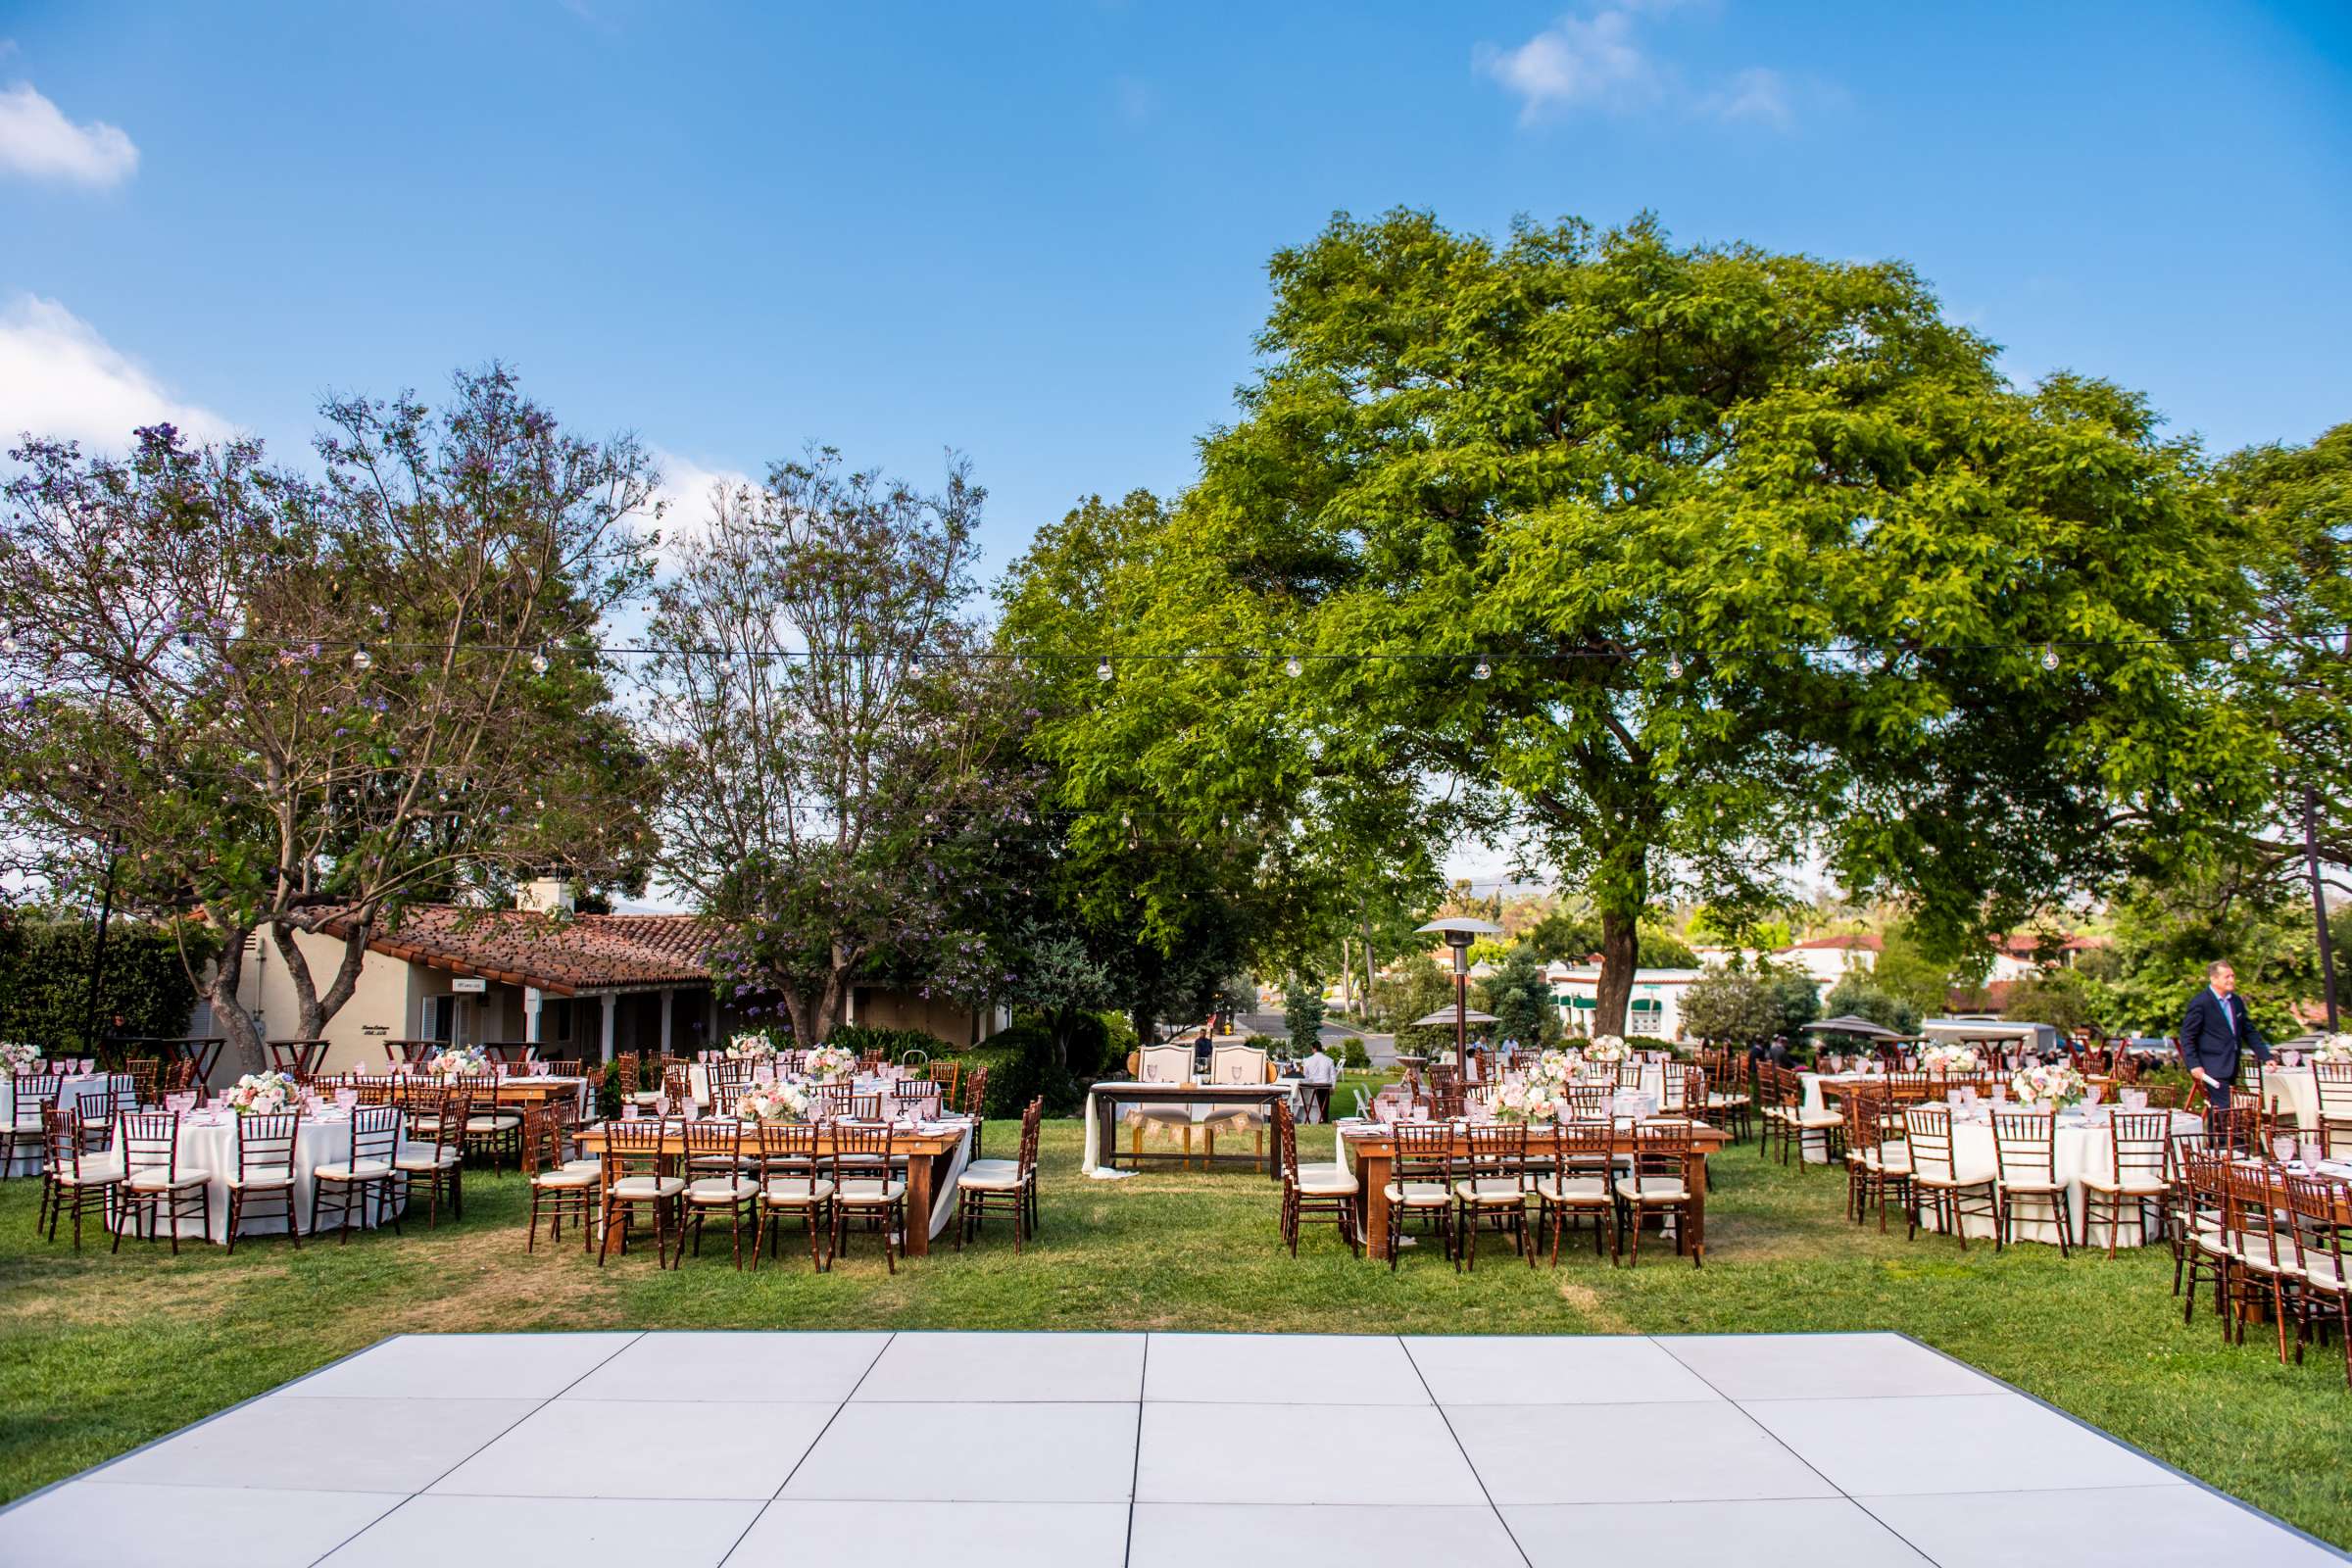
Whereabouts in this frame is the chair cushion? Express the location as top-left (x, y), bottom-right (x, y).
top-left (763, 1176), bottom-right (837, 1203)
top-left (222, 1170), bottom-right (295, 1189)
top-left (561, 1157), bottom-right (604, 1174)
top-left (1997, 1179), bottom-right (2066, 1195)
top-left (1534, 1175), bottom-right (1609, 1202)
top-left (685, 1175), bottom-right (758, 1202)
top-left (610, 1174), bottom-right (686, 1199)
top-left (2304, 1252), bottom-right (2347, 1291)
top-left (52, 1165), bottom-right (122, 1187)
top-left (465, 1115), bottom-right (522, 1134)
top-left (1614, 1176), bottom-right (1689, 1201)
top-left (1452, 1177), bottom-right (1528, 1203)
top-left (124, 1168), bottom-right (215, 1193)
top-left (314, 1160), bottom-right (391, 1181)
top-left (1794, 1110), bottom-right (1844, 1128)
top-left (1383, 1180), bottom-right (1451, 1207)
top-left (396, 1150), bottom-right (463, 1172)
top-left (839, 1177), bottom-right (906, 1203)
top-left (2084, 1174), bottom-right (2168, 1196)
top-left (530, 1166), bottom-right (599, 1189)
top-left (958, 1166), bottom-right (1031, 1192)
top-left (1293, 1162), bottom-right (1357, 1196)
top-left (962, 1157), bottom-right (1019, 1179)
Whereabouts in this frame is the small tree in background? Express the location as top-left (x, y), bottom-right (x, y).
top-left (1282, 976), bottom-right (1325, 1058)
top-left (1679, 967), bottom-right (1783, 1045)
top-left (1479, 942), bottom-right (1560, 1048)
top-left (1821, 976), bottom-right (1922, 1040)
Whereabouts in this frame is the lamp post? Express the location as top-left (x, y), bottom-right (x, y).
top-left (1416, 916), bottom-right (1503, 1078)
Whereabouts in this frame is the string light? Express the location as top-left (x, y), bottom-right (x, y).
top-left (1665, 655), bottom-right (1684, 679)
top-left (1473, 660), bottom-right (1491, 681)
top-left (1096, 659), bottom-right (1112, 682)
top-left (2039, 645), bottom-right (2061, 672)
top-left (2230, 638), bottom-right (2249, 661)
top-left (530, 648), bottom-right (551, 674)
top-left (1284, 657), bottom-right (1302, 677)
top-left (351, 648), bottom-right (372, 670)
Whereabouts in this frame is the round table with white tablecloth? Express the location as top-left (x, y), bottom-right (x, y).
top-left (107, 1109), bottom-right (419, 1244)
top-left (1907, 1108), bottom-right (2202, 1248)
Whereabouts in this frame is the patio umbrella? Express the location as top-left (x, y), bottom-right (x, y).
top-left (1409, 1007), bottom-right (1498, 1028)
top-left (1802, 1014), bottom-right (1903, 1041)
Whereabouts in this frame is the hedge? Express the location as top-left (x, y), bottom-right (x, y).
top-left (0, 912), bottom-right (210, 1061)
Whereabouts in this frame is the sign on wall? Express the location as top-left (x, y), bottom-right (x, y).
top-left (451, 977), bottom-right (487, 994)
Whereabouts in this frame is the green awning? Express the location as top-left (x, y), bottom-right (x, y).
top-left (1631, 998), bottom-right (1662, 1012)
top-left (1568, 996), bottom-right (1595, 1009)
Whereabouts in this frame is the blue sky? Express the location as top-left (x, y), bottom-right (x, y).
top-left (2, 0), bottom-right (2348, 589)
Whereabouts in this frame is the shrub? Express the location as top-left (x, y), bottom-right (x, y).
top-left (1282, 977), bottom-right (1325, 1058)
top-left (1678, 967), bottom-right (1782, 1045)
top-left (1337, 1037), bottom-right (1370, 1069)
top-left (0, 911), bottom-right (212, 1060)
top-left (962, 1019), bottom-right (1087, 1118)
top-left (2004, 969), bottom-right (2099, 1034)
top-left (1821, 977), bottom-right (1922, 1039)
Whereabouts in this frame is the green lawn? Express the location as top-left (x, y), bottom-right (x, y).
top-left (3, 1109), bottom-right (2349, 1545)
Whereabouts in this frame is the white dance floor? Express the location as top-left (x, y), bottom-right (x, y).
top-left (0, 1330), bottom-right (2336, 1567)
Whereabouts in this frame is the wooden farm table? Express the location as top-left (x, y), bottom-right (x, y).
top-left (352, 1074), bottom-right (593, 1117)
top-left (574, 1120), bottom-right (972, 1256)
top-left (1338, 1119), bottom-right (1730, 1261)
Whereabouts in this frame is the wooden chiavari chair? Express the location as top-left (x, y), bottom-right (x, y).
top-left (707, 1056), bottom-right (756, 1110)
top-left (2314, 1064), bottom-right (2352, 1158)
top-left (1384, 1122), bottom-right (1457, 1271)
top-left (223, 1109), bottom-right (302, 1251)
top-left (398, 1088), bottom-right (467, 1226)
top-left (1615, 1119), bottom-right (1700, 1267)
top-left (2285, 1174), bottom-right (2350, 1389)
top-left (830, 1123), bottom-right (906, 1273)
top-left (2179, 1148), bottom-right (2235, 1328)
top-left (957, 1098), bottom-right (1047, 1253)
top-left (2082, 1110), bottom-right (2171, 1258)
top-left (1533, 1119), bottom-right (1615, 1265)
top-left (963, 1065), bottom-right (989, 1159)
top-left (37, 1107), bottom-right (119, 1250)
top-left (461, 1075), bottom-right (523, 1169)
top-left (313, 1105), bottom-right (402, 1243)
top-left (598, 1115), bottom-right (683, 1268)
top-left (2225, 1162), bottom-right (2302, 1363)
top-left (755, 1121), bottom-right (834, 1271)
top-left (1849, 1092), bottom-right (1910, 1233)
top-left (116, 1110), bottom-right (213, 1254)
top-left (679, 1118), bottom-right (759, 1269)
top-left (523, 1103), bottom-right (599, 1254)
top-left (6, 1071), bottom-right (61, 1179)
top-left (2201, 1102), bottom-right (2261, 1155)
top-left (1614, 1060), bottom-right (1646, 1091)
top-left (123, 1057), bottom-right (160, 1109)
top-left (1564, 1081), bottom-right (1612, 1122)
top-left (1901, 1105), bottom-right (1996, 1250)
top-left (1266, 1098), bottom-right (1355, 1257)
top-left (1990, 1109), bottom-right (2071, 1255)
top-left (1453, 1122), bottom-right (1533, 1271)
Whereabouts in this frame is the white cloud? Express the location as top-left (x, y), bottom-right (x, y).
top-left (0, 294), bottom-right (229, 452)
top-left (644, 447), bottom-right (753, 560)
top-left (0, 80), bottom-right (138, 186)
top-left (1475, 10), bottom-right (1660, 122)
top-left (1477, 7), bottom-right (1804, 130)
top-left (1698, 65), bottom-right (1790, 127)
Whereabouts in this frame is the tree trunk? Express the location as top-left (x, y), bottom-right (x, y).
top-left (203, 924), bottom-right (266, 1079)
top-left (1593, 904), bottom-right (1640, 1038)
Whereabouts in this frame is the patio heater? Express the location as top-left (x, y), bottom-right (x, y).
top-left (1415, 916), bottom-right (1503, 1078)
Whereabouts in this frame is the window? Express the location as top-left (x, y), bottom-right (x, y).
top-left (1629, 998), bottom-right (1664, 1037)
top-left (422, 995), bottom-right (456, 1043)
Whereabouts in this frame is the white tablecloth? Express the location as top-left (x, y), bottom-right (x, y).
top-left (3, 1073), bottom-right (134, 1176)
top-left (1903, 1110), bottom-right (2200, 1248)
top-left (2265, 1067), bottom-right (2322, 1129)
top-left (107, 1111), bottom-right (422, 1245)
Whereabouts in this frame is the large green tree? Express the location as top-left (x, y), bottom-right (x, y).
top-left (1029, 211), bottom-right (2249, 1033)
top-left (0, 368), bottom-right (657, 1067)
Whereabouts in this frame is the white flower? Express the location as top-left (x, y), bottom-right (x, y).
top-left (0, 1041), bottom-right (42, 1073)
top-left (725, 1032), bottom-right (778, 1059)
top-left (803, 1044), bottom-right (856, 1082)
top-left (2314, 1034), bottom-right (2352, 1064)
top-left (2007, 1061), bottom-right (2086, 1105)
top-left (1921, 1044), bottom-right (1980, 1074)
top-left (225, 1070), bottom-right (296, 1114)
top-left (1584, 1035), bottom-right (1627, 1064)
top-left (425, 1046), bottom-right (489, 1079)
top-left (735, 1080), bottom-right (811, 1122)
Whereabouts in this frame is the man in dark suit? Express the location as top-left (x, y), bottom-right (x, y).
top-left (2179, 960), bottom-right (2270, 1108)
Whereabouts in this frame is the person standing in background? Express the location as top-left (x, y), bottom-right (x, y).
top-left (2180, 960), bottom-right (2270, 1108)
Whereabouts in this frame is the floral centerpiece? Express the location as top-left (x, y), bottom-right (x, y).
top-left (802, 1043), bottom-right (856, 1083)
top-left (723, 1031), bottom-right (779, 1061)
top-left (222, 1071), bottom-right (297, 1115)
top-left (735, 1080), bottom-right (812, 1123)
top-left (2008, 1060), bottom-right (2087, 1107)
top-left (0, 1041), bottom-right (43, 1073)
top-left (2314, 1033), bottom-right (2352, 1064)
top-left (424, 1045), bottom-right (490, 1079)
top-left (1920, 1044), bottom-right (1981, 1075)
top-left (1489, 1079), bottom-right (1561, 1126)
top-left (1582, 1034), bottom-right (1627, 1066)
top-left (1530, 1048), bottom-right (1580, 1089)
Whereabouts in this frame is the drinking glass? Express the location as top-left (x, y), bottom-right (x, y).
top-left (2082, 1084), bottom-right (2102, 1107)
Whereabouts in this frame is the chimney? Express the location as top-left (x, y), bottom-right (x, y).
top-left (518, 876), bottom-right (575, 915)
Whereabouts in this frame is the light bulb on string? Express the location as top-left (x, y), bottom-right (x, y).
top-left (2230, 638), bottom-right (2249, 661)
top-left (530, 648), bottom-right (551, 675)
top-left (1473, 660), bottom-right (1492, 681)
top-left (1665, 654), bottom-right (1685, 680)
top-left (352, 648), bottom-right (372, 670)
top-left (2039, 645), bottom-right (2060, 672)
top-left (1096, 659), bottom-right (1112, 682)
top-left (1284, 657), bottom-right (1302, 678)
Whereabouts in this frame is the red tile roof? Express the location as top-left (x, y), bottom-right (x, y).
top-left (322, 906), bottom-right (716, 996)
top-left (1785, 934), bottom-right (1885, 953)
